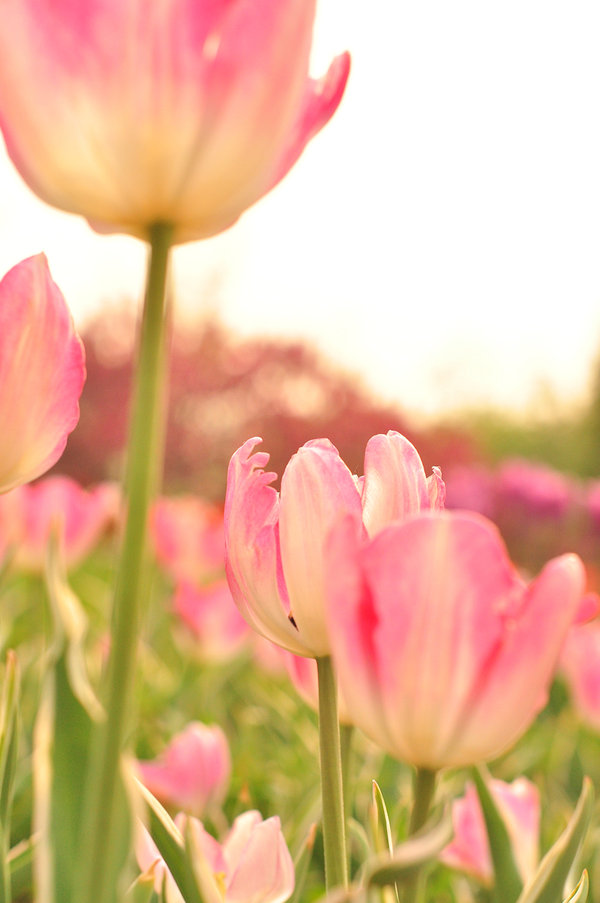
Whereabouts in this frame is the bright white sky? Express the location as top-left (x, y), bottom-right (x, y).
top-left (2, 0), bottom-right (600, 421)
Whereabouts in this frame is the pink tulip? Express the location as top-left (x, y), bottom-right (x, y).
top-left (173, 579), bottom-right (250, 662)
top-left (152, 496), bottom-right (225, 583)
top-left (561, 620), bottom-right (600, 731)
top-left (137, 810), bottom-right (295, 903)
top-left (137, 722), bottom-right (231, 817)
top-left (0, 477), bottom-right (116, 571)
top-left (225, 432), bottom-right (444, 658)
top-left (441, 777), bottom-right (539, 885)
top-left (496, 459), bottom-right (574, 520)
top-left (326, 510), bottom-right (585, 768)
top-left (0, 1), bottom-right (350, 244)
top-left (0, 255), bottom-right (85, 494)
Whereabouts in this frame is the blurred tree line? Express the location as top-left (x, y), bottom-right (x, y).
top-left (53, 308), bottom-right (600, 496)
top-left (54, 310), bottom-right (480, 499)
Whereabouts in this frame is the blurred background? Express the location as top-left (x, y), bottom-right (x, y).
top-left (1, 0), bottom-right (600, 501)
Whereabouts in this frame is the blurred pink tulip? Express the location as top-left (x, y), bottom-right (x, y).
top-left (225, 432), bottom-right (444, 658)
top-left (0, 477), bottom-right (117, 571)
top-left (496, 459), bottom-right (575, 520)
top-left (137, 810), bottom-right (295, 903)
top-left (441, 777), bottom-right (539, 885)
top-left (281, 650), bottom-right (353, 725)
top-left (173, 579), bottom-right (250, 662)
top-left (0, 1), bottom-right (350, 244)
top-left (561, 620), bottom-right (600, 731)
top-left (152, 496), bottom-right (225, 583)
top-left (0, 255), bottom-right (85, 493)
top-left (326, 511), bottom-right (585, 768)
top-left (137, 722), bottom-right (231, 817)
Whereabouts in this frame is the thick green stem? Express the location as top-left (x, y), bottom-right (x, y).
top-left (78, 222), bottom-right (173, 903)
top-left (403, 767), bottom-right (437, 903)
top-left (408, 768), bottom-right (437, 835)
top-left (316, 656), bottom-right (348, 892)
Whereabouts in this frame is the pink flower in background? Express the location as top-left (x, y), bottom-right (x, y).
top-left (0, 1), bottom-right (350, 244)
top-left (173, 579), bottom-right (250, 663)
top-left (441, 778), bottom-right (539, 885)
top-left (444, 464), bottom-right (497, 518)
top-left (281, 651), bottom-right (353, 725)
top-left (561, 621), bottom-right (600, 731)
top-left (0, 255), bottom-right (84, 493)
top-left (326, 511), bottom-right (585, 768)
top-left (152, 496), bottom-right (225, 583)
top-left (496, 459), bottom-right (575, 520)
top-left (137, 810), bottom-right (294, 903)
top-left (138, 723), bottom-right (230, 817)
top-left (586, 481), bottom-right (600, 531)
top-left (225, 432), bottom-right (444, 658)
top-left (0, 477), bottom-right (118, 571)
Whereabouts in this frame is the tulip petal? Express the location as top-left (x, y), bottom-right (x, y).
top-left (263, 52), bottom-right (351, 195)
top-left (279, 439), bottom-right (363, 656)
top-left (224, 438), bottom-right (310, 656)
top-left (361, 431), bottom-right (444, 536)
top-left (0, 255), bottom-right (85, 493)
top-left (356, 513), bottom-right (522, 766)
top-left (454, 552), bottom-right (585, 762)
top-left (326, 515), bottom-right (396, 750)
top-left (225, 815), bottom-right (295, 903)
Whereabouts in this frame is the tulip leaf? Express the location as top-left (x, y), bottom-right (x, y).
top-left (0, 652), bottom-right (20, 903)
top-left (289, 823), bottom-right (317, 903)
top-left (472, 765), bottom-right (523, 903)
top-left (141, 784), bottom-right (206, 903)
top-left (515, 778), bottom-right (593, 903)
top-left (562, 871), bottom-right (589, 903)
top-left (124, 871), bottom-right (160, 903)
top-left (35, 539), bottom-right (132, 903)
top-left (371, 781), bottom-right (395, 856)
top-left (365, 805), bottom-right (453, 887)
top-left (7, 835), bottom-right (35, 900)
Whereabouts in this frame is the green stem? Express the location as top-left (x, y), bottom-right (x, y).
top-left (78, 222), bottom-right (173, 903)
top-left (316, 656), bottom-right (348, 892)
top-left (403, 767), bottom-right (437, 903)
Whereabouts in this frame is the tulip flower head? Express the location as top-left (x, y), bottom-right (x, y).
top-left (151, 496), bottom-right (226, 583)
top-left (137, 722), bottom-right (231, 817)
top-left (137, 810), bottom-right (295, 903)
top-left (0, 0), bottom-right (350, 243)
top-left (225, 432), bottom-right (444, 658)
top-left (173, 579), bottom-right (250, 662)
top-left (561, 620), bottom-right (600, 731)
top-left (0, 255), bottom-right (85, 493)
top-left (326, 510), bottom-right (586, 769)
top-left (441, 777), bottom-right (540, 886)
top-left (0, 476), bottom-right (116, 571)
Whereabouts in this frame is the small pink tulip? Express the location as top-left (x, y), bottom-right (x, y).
top-left (561, 620), bottom-right (600, 731)
top-left (0, 255), bottom-right (85, 493)
top-left (152, 496), bottom-right (225, 583)
top-left (0, 476), bottom-right (116, 571)
top-left (225, 432), bottom-right (444, 658)
top-left (137, 810), bottom-right (295, 903)
top-left (173, 579), bottom-right (250, 663)
top-left (137, 722), bottom-right (231, 817)
top-left (441, 778), bottom-right (540, 885)
top-left (326, 511), bottom-right (585, 768)
top-left (0, 1), bottom-right (350, 244)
